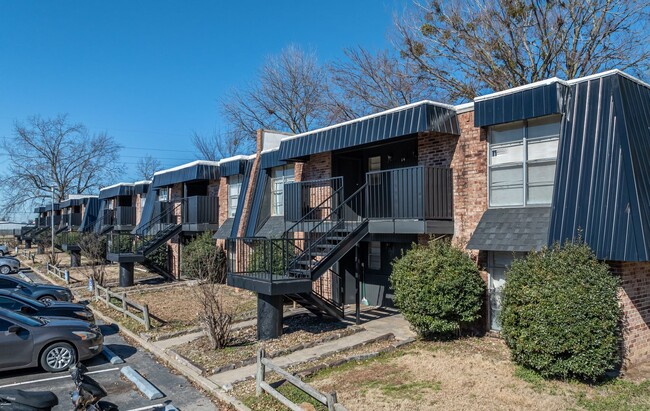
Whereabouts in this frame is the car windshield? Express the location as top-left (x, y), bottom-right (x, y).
top-left (9, 293), bottom-right (45, 308)
top-left (0, 308), bottom-right (45, 326)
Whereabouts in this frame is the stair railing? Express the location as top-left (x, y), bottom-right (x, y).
top-left (133, 199), bottom-right (184, 254)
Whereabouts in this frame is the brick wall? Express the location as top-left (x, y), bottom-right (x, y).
top-left (418, 110), bottom-right (488, 250)
top-left (610, 261), bottom-right (650, 366)
top-left (135, 193), bottom-right (143, 225)
top-left (218, 176), bottom-right (229, 226)
top-left (237, 130), bottom-right (264, 237)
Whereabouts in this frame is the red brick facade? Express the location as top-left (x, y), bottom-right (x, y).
top-left (610, 261), bottom-right (650, 365)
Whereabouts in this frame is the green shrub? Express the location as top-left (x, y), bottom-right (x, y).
top-left (501, 241), bottom-right (621, 381)
top-left (390, 240), bottom-right (485, 338)
top-left (182, 231), bottom-right (226, 282)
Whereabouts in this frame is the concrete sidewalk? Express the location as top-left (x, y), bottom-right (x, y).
top-left (208, 309), bottom-right (415, 389)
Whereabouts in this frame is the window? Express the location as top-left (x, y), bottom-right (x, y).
top-left (368, 241), bottom-right (381, 270)
top-left (228, 175), bottom-right (243, 218)
top-left (157, 189), bottom-right (168, 202)
top-left (367, 156), bottom-right (382, 186)
top-left (0, 297), bottom-right (21, 310)
top-left (0, 278), bottom-right (16, 289)
top-left (271, 165), bottom-right (295, 216)
top-left (0, 319), bottom-right (11, 332)
top-left (488, 116), bottom-right (560, 207)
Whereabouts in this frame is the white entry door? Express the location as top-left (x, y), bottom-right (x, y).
top-left (488, 252), bottom-right (524, 331)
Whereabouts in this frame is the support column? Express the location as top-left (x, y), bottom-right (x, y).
top-left (70, 251), bottom-right (81, 267)
top-left (119, 262), bottom-right (134, 287)
top-left (257, 294), bottom-right (283, 340)
top-left (37, 244), bottom-right (45, 254)
top-left (25, 240), bottom-right (32, 249)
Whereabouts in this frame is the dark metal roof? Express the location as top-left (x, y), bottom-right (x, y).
top-left (260, 150), bottom-right (287, 169)
top-left (134, 181), bottom-right (150, 194)
top-left (60, 197), bottom-right (95, 209)
top-left (79, 198), bottom-right (100, 232)
top-left (467, 207), bottom-right (551, 252)
top-left (255, 216), bottom-right (285, 239)
top-left (244, 169), bottom-right (271, 237)
top-left (475, 81), bottom-right (567, 127)
top-left (278, 102), bottom-right (460, 161)
top-left (220, 158), bottom-right (247, 177)
top-left (152, 161), bottom-right (220, 188)
top-left (213, 218), bottom-right (234, 239)
top-left (39, 204), bottom-right (59, 213)
top-left (549, 73), bottom-right (650, 261)
top-left (34, 207), bottom-right (42, 213)
top-left (231, 159), bottom-right (254, 238)
top-left (99, 184), bottom-right (134, 199)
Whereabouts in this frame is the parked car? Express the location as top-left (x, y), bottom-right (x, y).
top-left (0, 274), bottom-right (73, 303)
top-left (0, 245), bottom-right (8, 256)
top-left (0, 256), bottom-right (19, 274)
top-left (0, 308), bottom-right (103, 372)
top-left (0, 290), bottom-right (93, 322)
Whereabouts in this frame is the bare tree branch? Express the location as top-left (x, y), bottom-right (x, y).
top-left (191, 129), bottom-right (253, 161)
top-left (0, 114), bottom-right (122, 218)
top-left (396, 0), bottom-right (650, 101)
top-left (135, 155), bottom-right (161, 181)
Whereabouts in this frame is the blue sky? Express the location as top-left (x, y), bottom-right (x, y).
top-left (0, 0), bottom-right (407, 182)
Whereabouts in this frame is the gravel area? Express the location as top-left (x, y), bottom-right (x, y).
top-left (175, 314), bottom-right (363, 373)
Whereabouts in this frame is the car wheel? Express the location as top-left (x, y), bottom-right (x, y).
top-left (40, 342), bottom-right (76, 372)
top-left (0, 265), bottom-right (10, 274)
top-left (38, 295), bottom-right (57, 303)
top-left (0, 251), bottom-right (4, 256)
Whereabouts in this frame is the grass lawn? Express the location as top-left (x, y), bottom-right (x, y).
top-left (242, 338), bottom-right (650, 411)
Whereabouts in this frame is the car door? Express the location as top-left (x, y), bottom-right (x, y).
top-left (0, 296), bottom-right (23, 311)
top-left (0, 317), bottom-right (34, 369)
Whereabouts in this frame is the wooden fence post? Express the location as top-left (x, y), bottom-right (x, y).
top-left (142, 304), bottom-right (151, 331)
top-left (326, 392), bottom-right (337, 411)
top-left (121, 292), bottom-right (127, 317)
top-left (256, 348), bottom-right (266, 397)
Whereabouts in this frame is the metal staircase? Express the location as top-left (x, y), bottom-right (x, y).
top-left (228, 181), bottom-right (370, 320)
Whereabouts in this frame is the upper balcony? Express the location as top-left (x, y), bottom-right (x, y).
top-left (104, 206), bottom-right (137, 231)
top-left (285, 166), bottom-right (453, 235)
top-left (61, 213), bottom-right (82, 228)
top-left (181, 195), bottom-right (219, 232)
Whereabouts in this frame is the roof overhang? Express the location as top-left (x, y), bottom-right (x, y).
top-left (152, 160), bottom-right (221, 188)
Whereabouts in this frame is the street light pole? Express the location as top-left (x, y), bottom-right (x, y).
top-left (51, 186), bottom-right (54, 260)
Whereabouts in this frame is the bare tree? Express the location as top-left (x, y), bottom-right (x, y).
top-left (191, 129), bottom-right (253, 161)
top-left (1, 115), bottom-right (122, 215)
top-left (78, 233), bottom-right (108, 287)
top-left (221, 45), bottom-right (330, 139)
top-left (328, 47), bottom-right (434, 121)
top-left (136, 155), bottom-right (161, 181)
top-left (397, 0), bottom-right (650, 101)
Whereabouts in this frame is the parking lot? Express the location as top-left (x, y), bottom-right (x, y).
top-left (1, 268), bottom-right (219, 410)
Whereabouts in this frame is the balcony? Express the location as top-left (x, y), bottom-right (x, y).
top-left (104, 206), bottom-right (136, 231)
top-left (45, 215), bottom-right (62, 227)
top-left (181, 195), bottom-right (219, 232)
top-left (61, 213), bottom-right (82, 228)
top-left (365, 166), bottom-right (453, 234)
top-left (56, 231), bottom-right (82, 252)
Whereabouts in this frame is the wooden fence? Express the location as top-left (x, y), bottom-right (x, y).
top-left (20, 249), bottom-right (36, 263)
top-left (95, 283), bottom-right (151, 330)
top-left (256, 348), bottom-right (347, 411)
top-left (45, 262), bottom-right (80, 284)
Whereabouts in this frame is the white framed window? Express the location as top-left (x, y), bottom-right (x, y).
top-left (157, 189), bottom-right (169, 202)
top-left (368, 241), bottom-right (381, 270)
top-left (271, 165), bottom-right (295, 216)
top-left (488, 115), bottom-right (560, 207)
top-left (228, 175), bottom-right (243, 218)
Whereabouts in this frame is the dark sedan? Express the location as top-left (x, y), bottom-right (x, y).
top-left (0, 290), bottom-right (94, 322)
top-left (0, 308), bottom-right (103, 372)
top-left (0, 274), bottom-right (73, 302)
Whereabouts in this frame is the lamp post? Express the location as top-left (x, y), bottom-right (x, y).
top-left (51, 186), bottom-right (54, 261)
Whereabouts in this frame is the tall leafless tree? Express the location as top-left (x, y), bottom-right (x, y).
top-left (397, 0), bottom-right (650, 101)
top-left (191, 129), bottom-right (253, 161)
top-left (221, 45), bottom-right (330, 139)
top-left (328, 47), bottom-right (435, 121)
top-left (135, 155), bottom-right (161, 181)
top-left (1, 115), bottom-right (122, 217)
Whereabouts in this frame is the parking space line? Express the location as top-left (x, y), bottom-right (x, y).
top-left (0, 367), bottom-right (120, 388)
top-left (125, 404), bottom-right (165, 411)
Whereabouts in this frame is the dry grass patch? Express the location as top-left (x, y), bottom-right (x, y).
top-left (237, 338), bottom-right (650, 411)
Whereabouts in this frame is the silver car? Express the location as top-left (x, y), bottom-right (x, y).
top-left (0, 257), bottom-right (20, 274)
top-left (0, 245), bottom-right (8, 256)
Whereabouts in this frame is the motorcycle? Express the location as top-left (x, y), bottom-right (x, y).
top-left (70, 363), bottom-right (118, 411)
top-left (0, 388), bottom-right (58, 411)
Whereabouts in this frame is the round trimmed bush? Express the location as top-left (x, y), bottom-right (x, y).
top-left (501, 242), bottom-right (621, 381)
top-left (390, 240), bottom-right (485, 338)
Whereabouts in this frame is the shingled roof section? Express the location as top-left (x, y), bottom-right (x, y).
top-left (466, 207), bottom-right (551, 252)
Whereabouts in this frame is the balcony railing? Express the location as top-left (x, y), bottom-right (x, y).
top-left (45, 215), bottom-right (62, 227)
top-left (284, 177), bottom-right (343, 222)
top-left (182, 195), bottom-right (218, 225)
top-left (62, 213), bottom-right (82, 227)
top-left (365, 166), bottom-right (453, 220)
top-left (115, 206), bottom-right (136, 226)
